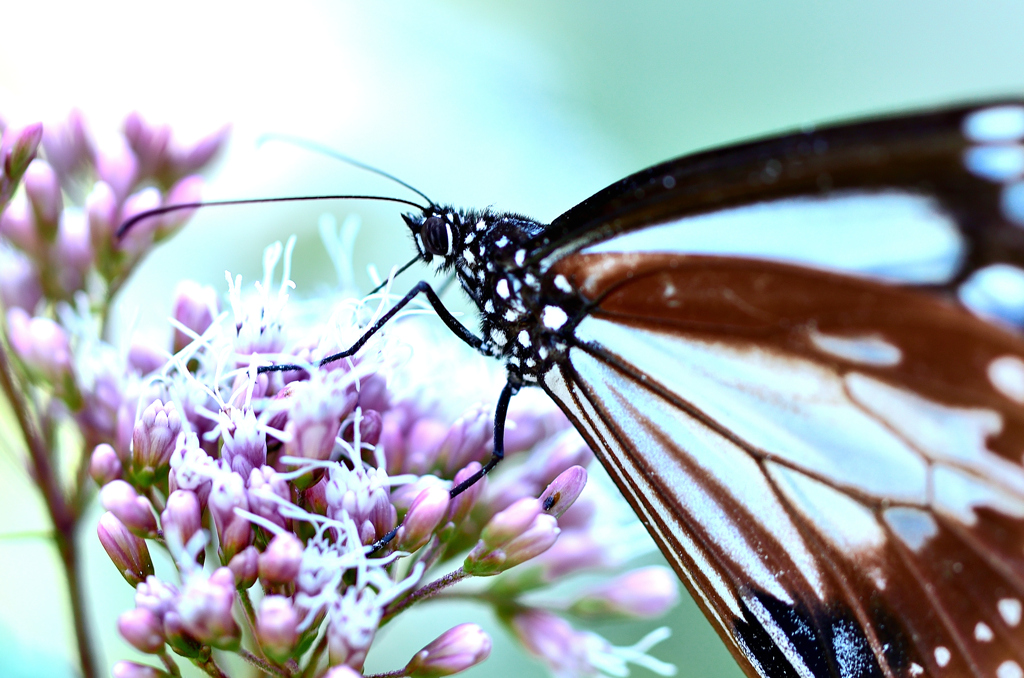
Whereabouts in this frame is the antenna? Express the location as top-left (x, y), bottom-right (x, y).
top-left (258, 133), bottom-right (435, 207)
top-left (115, 194), bottom-right (427, 240)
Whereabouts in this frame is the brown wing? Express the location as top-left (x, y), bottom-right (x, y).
top-left (540, 251), bottom-right (1024, 678)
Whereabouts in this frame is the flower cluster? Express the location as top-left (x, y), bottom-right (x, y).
top-left (98, 219), bottom-right (681, 677)
top-left (0, 111), bottom-right (227, 678)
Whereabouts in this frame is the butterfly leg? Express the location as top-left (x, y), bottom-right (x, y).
top-left (257, 280), bottom-right (483, 375)
top-left (449, 379), bottom-right (520, 499)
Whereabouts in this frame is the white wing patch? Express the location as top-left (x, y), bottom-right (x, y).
top-left (580, 191), bottom-right (964, 284)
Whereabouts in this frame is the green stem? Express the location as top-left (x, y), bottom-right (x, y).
top-left (0, 340), bottom-right (98, 678)
top-left (158, 651), bottom-right (183, 677)
top-left (381, 568), bottom-right (470, 625)
top-left (300, 633), bottom-right (329, 678)
top-left (238, 648), bottom-right (289, 677)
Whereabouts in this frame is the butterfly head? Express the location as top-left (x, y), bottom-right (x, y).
top-left (402, 207), bottom-right (467, 270)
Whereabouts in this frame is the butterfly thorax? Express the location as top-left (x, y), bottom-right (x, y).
top-left (403, 206), bottom-right (578, 385)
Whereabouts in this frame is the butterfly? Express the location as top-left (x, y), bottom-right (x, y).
top-left (123, 100), bottom-right (1024, 678)
top-left (378, 101), bottom-right (1024, 678)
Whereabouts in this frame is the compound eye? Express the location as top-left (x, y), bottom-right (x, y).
top-left (420, 216), bottom-right (451, 255)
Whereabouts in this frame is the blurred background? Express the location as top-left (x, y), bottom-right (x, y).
top-left (0, 1), bottom-right (1023, 676)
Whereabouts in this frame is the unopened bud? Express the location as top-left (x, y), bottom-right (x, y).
top-left (404, 623), bottom-right (492, 677)
top-left (208, 472), bottom-right (251, 561)
top-left (90, 443), bottom-right (123, 485)
top-left (111, 661), bottom-right (170, 678)
top-left (23, 159), bottom-right (62, 239)
top-left (228, 545), bottom-right (259, 589)
top-left (259, 532), bottom-right (304, 586)
top-left (161, 490), bottom-right (202, 550)
top-left (97, 512), bottom-right (154, 586)
top-left (101, 480), bottom-right (158, 537)
top-left (464, 498), bottom-right (559, 576)
top-left (396, 484), bottom-right (450, 552)
top-left (118, 607), bottom-right (165, 653)
top-left (131, 400), bottom-right (181, 486)
top-left (159, 175), bottom-right (203, 236)
top-left (176, 567), bottom-right (240, 649)
top-left (539, 465), bottom-right (587, 519)
top-left (171, 279), bottom-right (218, 352)
top-left (6, 308), bottom-right (72, 381)
top-left (570, 566), bottom-right (680, 619)
top-left (256, 595), bottom-right (298, 661)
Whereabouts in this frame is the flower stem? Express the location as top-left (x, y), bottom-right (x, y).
top-left (158, 651), bottom-right (183, 677)
top-left (239, 648), bottom-right (289, 677)
top-left (300, 633), bottom-right (329, 678)
top-left (381, 568), bottom-right (470, 624)
top-left (0, 340), bottom-right (98, 678)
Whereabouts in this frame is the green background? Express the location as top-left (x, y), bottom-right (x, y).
top-left (0, 1), bottom-right (1022, 677)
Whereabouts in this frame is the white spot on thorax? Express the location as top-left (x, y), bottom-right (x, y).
top-left (999, 660), bottom-right (1024, 678)
top-left (484, 300), bottom-right (494, 313)
top-left (808, 329), bottom-right (902, 366)
top-left (465, 232), bottom-right (475, 244)
top-left (554, 274), bottom-right (573, 293)
top-left (974, 621), bottom-right (993, 642)
top-left (515, 249), bottom-right (525, 266)
top-left (934, 646), bottom-right (950, 667)
top-left (463, 249), bottom-right (476, 266)
top-left (496, 279), bottom-right (510, 298)
top-left (1000, 598), bottom-right (1022, 626)
top-left (542, 305), bottom-right (569, 330)
top-left (517, 330), bottom-right (531, 347)
top-left (495, 236), bottom-right (509, 248)
top-left (909, 663), bottom-right (924, 676)
top-left (963, 105), bottom-right (1024, 143)
top-left (490, 328), bottom-right (507, 347)
top-left (964, 145), bottom-right (1024, 182)
top-left (988, 355), bottom-right (1024, 403)
top-left (504, 310), bottom-right (516, 321)
top-left (476, 219), bottom-right (486, 231)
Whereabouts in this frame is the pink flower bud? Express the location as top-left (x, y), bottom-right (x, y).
top-left (97, 511), bottom-right (154, 586)
top-left (159, 175), bottom-right (203, 236)
top-left (247, 466), bottom-right (290, 530)
top-left (0, 123), bottom-right (43, 202)
top-left (173, 124), bottom-right (229, 176)
top-left (0, 245), bottom-right (41, 312)
top-left (118, 607), bottom-right (165, 653)
top-left (96, 138), bottom-right (137, 202)
top-left (6, 307), bottom-right (71, 380)
top-left (221, 407), bottom-right (266, 479)
top-left (131, 399), bottom-right (181, 486)
top-left (464, 498), bottom-right (559, 576)
top-left (539, 465), bottom-right (587, 519)
top-left (342, 408), bottom-right (383, 448)
top-left (532, 530), bottom-right (615, 583)
top-left (123, 112), bottom-right (171, 181)
top-left (90, 443), bottom-right (123, 485)
top-left (128, 342), bottom-right (166, 375)
top-left (41, 108), bottom-right (93, 182)
top-left (259, 532), bottom-right (304, 586)
top-left (176, 567), bottom-right (240, 649)
top-left (445, 461), bottom-right (485, 527)
top-left (256, 595), bottom-right (299, 661)
top-left (112, 661), bottom-right (170, 678)
top-left (320, 667), bottom-right (362, 678)
top-left (0, 197), bottom-right (39, 254)
top-left (162, 610), bottom-right (203, 658)
top-left (135, 576), bottom-right (179, 620)
top-left (171, 279), bottom-right (218, 352)
top-left (228, 545), bottom-right (259, 590)
top-left (396, 484), bottom-right (450, 552)
top-left (86, 180), bottom-right (117, 253)
top-left (53, 210), bottom-right (92, 293)
top-left (571, 566), bottom-right (679, 619)
top-left (438, 405), bottom-right (491, 476)
top-left (208, 472), bottom-right (251, 561)
top-left (283, 373), bottom-right (356, 485)
top-left (402, 417), bottom-right (448, 475)
top-left (101, 480), bottom-right (158, 537)
top-left (117, 187), bottom-right (161, 255)
top-left (404, 623), bottom-right (492, 677)
top-left (161, 490), bottom-right (202, 550)
top-left (23, 159), bottom-right (62, 239)
top-left (510, 609), bottom-right (583, 672)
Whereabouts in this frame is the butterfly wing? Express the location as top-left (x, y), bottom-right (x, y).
top-left (533, 102), bottom-right (1024, 678)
